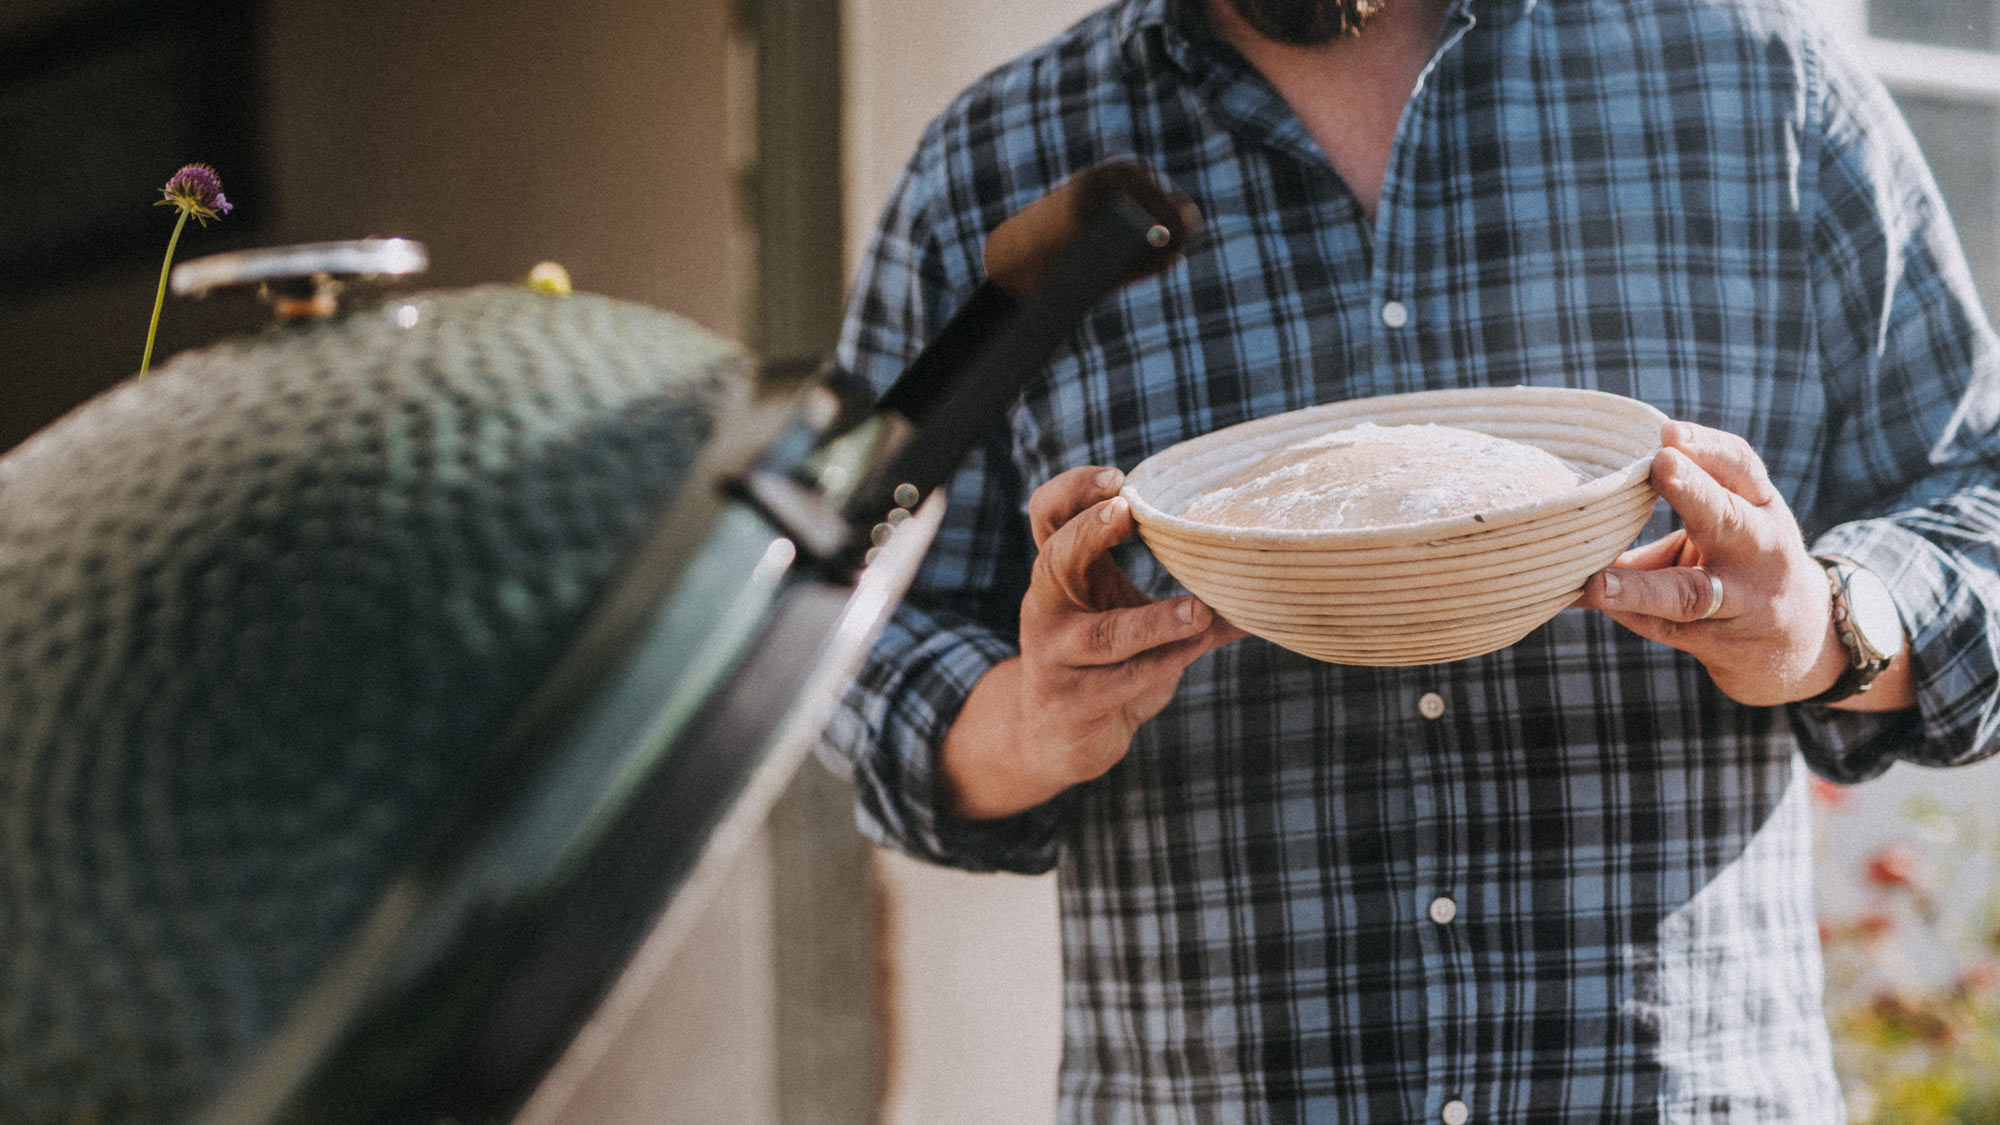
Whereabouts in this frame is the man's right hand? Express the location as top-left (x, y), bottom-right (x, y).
top-left (940, 466), bottom-right (1244, 821)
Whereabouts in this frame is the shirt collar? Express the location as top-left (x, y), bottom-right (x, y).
top-left (1115, 0), bottom-right (1539, 75)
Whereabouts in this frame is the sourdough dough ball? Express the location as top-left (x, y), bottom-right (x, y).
top-left (1181, 422), bottom-right (1583, 530)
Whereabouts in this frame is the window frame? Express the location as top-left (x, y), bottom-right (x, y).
top-left (1822, 0), bottom-right (2000, 318)
top-left (1821, 0), bottom-right (2000, 103)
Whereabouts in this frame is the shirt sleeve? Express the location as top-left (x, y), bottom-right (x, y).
top-left (1787, 30), bottom-right (2000, 782)
top-left (810, 143), bottom-right (1067, 874)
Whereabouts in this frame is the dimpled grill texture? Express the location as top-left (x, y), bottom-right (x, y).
top-left (0, 285), bottom-right (746, 1123)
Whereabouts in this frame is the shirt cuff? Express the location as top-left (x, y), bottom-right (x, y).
top-left (1789, 519), bottom-right (2000, 781)
top-left (816, 601), bottom-right (1067, 874)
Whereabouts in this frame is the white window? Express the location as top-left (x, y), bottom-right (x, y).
top-left (1824, 0), bottom-right (2000, 318)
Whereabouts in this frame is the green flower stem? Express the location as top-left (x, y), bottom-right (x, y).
top-left (139, 209), bottom-right (189, 379)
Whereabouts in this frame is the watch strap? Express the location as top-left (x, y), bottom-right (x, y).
top-left (1805, 557), bottom-right (1891, 705)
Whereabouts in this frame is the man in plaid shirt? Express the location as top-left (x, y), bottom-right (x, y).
top-left (817, 0), bottom-right (2000, 1118)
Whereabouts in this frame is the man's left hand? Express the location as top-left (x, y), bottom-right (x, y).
top-left (1573, 421), bottom-right (1852, 706)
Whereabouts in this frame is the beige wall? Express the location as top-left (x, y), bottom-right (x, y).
top-left (533, 832), bottom-right (782, 1124)
top-left (259, 0), bottom-right (752, 329)
top-left (0, 0), bottom-right (752, 448)
top-left (842, 2), bottom-right (1107, 1122)
top-left (843, 0), bottom-right (1106, 278)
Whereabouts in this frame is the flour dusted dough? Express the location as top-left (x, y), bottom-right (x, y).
top-left (1181, 422), bottom-right (1583, 530)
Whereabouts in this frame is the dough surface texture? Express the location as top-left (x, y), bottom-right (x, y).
top-left (1181, 422), bottom-right (1583, 530)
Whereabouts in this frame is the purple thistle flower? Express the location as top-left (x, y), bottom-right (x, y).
top-left (140, 163), bottom-right (235, 376)
top-left (158, 163), bottom-right (233, 226)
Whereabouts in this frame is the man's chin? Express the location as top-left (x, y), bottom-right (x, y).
top-left (1221, 0), bottom-right (1388, 44)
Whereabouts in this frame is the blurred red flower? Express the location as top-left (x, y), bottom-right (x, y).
top-left (1864, 844), bottom-right (1920, 892)
top-left (1956, 959), bottom-right (1999, 997)
top-left (1858, 912), bottom-right (1895, 941)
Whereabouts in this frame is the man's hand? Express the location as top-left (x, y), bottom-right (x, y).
top-left (940, 466), bottom-right (1244, 820)
top-left (1574, 421), bottom-right (1872, 707)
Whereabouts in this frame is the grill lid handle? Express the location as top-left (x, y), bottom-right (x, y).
top-left (836, 162), bottom-right (1202, 561)
top-left (171, 238), bottom-right (431, 320)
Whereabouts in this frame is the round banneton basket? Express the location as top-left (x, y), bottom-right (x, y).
top-left (1121, 385), bottom-right (1668, 666)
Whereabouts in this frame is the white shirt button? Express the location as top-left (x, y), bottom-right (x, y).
top-left (1429, 896), bottom-right (1458, 925)
top-left (1417, 691), bottom-right (1445, 720)
top-left (1441, 1099), bottom-right (1470, 1125)
top-left (1380, 299), bottom-right (1410, 328)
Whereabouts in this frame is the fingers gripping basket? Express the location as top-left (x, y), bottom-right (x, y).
top-left (1120, 386), bottom-right (1667, 666)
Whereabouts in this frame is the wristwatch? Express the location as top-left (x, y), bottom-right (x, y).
top-left (1806, 555), bottom-right (1903, 705)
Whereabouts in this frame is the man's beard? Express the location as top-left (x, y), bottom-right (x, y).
top-left (1222, 0), bottom-right (1388, 43)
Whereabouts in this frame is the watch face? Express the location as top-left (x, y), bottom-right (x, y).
top-left (1843, 566), bottom-right (1904, 661)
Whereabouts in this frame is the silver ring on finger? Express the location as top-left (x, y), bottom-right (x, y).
top-left (1694, 565), bottom-right (1724, 621)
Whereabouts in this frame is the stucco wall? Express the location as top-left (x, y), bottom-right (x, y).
top-left (842, 2), bottom-right (1107, 1122)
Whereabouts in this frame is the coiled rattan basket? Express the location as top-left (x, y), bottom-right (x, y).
top-left (1121, 386), bottom-right (1668, 666)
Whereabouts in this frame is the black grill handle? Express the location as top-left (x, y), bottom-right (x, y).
top-left (838, 161), bottom-right (1201, 559)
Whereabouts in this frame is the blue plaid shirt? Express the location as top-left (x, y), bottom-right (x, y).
top-left (817, 0), bottom-right (2000, 1119)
